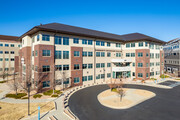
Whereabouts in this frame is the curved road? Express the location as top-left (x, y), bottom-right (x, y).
top-left (69, 84), bottom-right (180, 120)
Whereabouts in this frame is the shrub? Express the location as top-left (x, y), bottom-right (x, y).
top-left (21, 97), bottom-right (28, 99)
top-left (6, 93), bottom-right (27, 99)
top-left (43, 90), bottom-right (53, 96)
top-left (54, 90), bottom-right (62, 95)
top-left (0, 81), bottom-right (6, 83)
top-left (111, 88), bottom-right (118, 93)
top-left (160, 74), bottom-right (169, 78)
top-left (33, 94), bottom-right (42, 99)
top-left (51, 94), bottom-right (58, 97)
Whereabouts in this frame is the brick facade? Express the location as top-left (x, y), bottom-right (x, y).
top-left (160, 50), bottom-right (164, 75)
top-left (135, 49), bottom-right (150, 80)
top-left (71, 46), bottom-right (83, 86)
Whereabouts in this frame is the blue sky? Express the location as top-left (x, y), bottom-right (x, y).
top-left (0, 0), bottom-right (179, 41)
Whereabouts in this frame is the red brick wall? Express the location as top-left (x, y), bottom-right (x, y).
top-left (160, 50), bottom-right (164, 75)
top-left (14, 56), bottom-right (19, 72)
top-left (135, 49), bottom-right (150, 80)
top-left (71, 46), bottom-right (83, 86)
top-left (34, 44), bottom-right (55, 92)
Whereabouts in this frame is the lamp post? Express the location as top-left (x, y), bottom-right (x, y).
top-left (27, 81), bottom-right (31, 116)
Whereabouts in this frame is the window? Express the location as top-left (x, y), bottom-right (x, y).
top-left (149, 43), bottom-right (154, 49)
top-left (116, 43), bottom-right (121, 47)
top-left (150, 53), bottom-right (154, 59)
top-left (146, 53), bottom-right (149, 57)
top-left (107, 42), bottom-right (111, 47)
top-left (63, 65), bottom-right (69, 70)
top-left (88, 75), bottom-right (93, 81)
top-left (138, 52), bottom-right (143, 57)
top-left (146, 73), bottom-right (149, 78)
top-left (107, 73), bottom-right (111, 78)
top-left (74, 77), bottom-right (80, 83)
top-left (138, 73), bottom-right (143, 77)
top-left (73, 38), bottom-right (79, 44)
top-left (88, 52), bottom-right (93, 57)
top-left (156, 62), bottom-right (160, 66)
top-left (5, 58), bottom-right (9, 61)
top-left (146, 63), bottom-right (149, 67)
top-left (82, 39), bottom-right (87, 44)
top-left (101, 74), bottom-right (105, 79)
top-left (5, 44), bottom-right (9, 47)
top-left (145, 42), bottom-right (148, 47)
top-left (150, 72), bottom-right (154, 76)
top-left (101, 63), bottom-right (105, 68)
top-left (11, 58), bottom-right (14, 61)
top-left (126, 43), bottom-right (130, 48)
top-left (74, 51), bottom-right (80, 57)
top-left (42, 81), bottom-right (50, 88)
top-left (18, 45), bottom-right (21, 47)
top-left (101, 41), bottom-right (105, 46)
top-left (156, 53), bottom-right (160, 58)
top-left (83, 51), bottom-right (87, 57)
top-left (133, 72), bottom-right (135, 76)
top-left (138, 63), bottom-right (143, 67)
top-left (63, 37), bottom-right (69, 45)
top-left (82, 64), bottom-right (87, 69)
top-left (139, 42), bottom-right (143, 47)
top-left (126, 53), bottom-right (130, 57)
top-left (42, 65), bottom-right (50, 72)
top-left (133, 63), bottom-right (135, 67)
top-left (107, 63), bottom-right (111, 67)
top-left (107, 52), bottom-right (111, 57)
top-left (63, 51), bottom-right (69, 59)
top-left (82, 76), bottom-right (87, 81)
top-left (96, 41), bottom-right (100, 46)
top-left (131, 53), bottom-right (135, 57)
top-left (5, 68), bottom-right (9, 71)
top-left (101, 52), bottom-right (105, 57)
top-left (0, 58), bottom-right (2, 61)
top-left (55, 65), bottom-right (62, 71)
top-left (88, 40), bottom-right (93, 45)
top-left (5, 51), bottom-right (9, 54)
top-left (74, 64), bottom-right (80, 70)
top-left (32, 36), bottom-right (35, 43)
top-left (11, 44), bottom-right (14, 47)
top-left (0, 51), bottom-right (2, 54)
top-left (0, 43), bottom-right (3, 46)
top-left (32, 51), bottom-right (34, 56)
top-left (35, 50), bottom-right (38, 56)
top-left (88, 64), bottom-right (93, 69)
top-left (55, 51), bottom-right (61, 59)
top-left (150, 63), bottom-right (154, 67)
top-left (37, 35), bottom-right (40, 41)
top-left (131, 43), bottom-right (135, 47)
top-left (156, 45), bottom-right (160, 50)
top-left (116, 53), bottom-right (121, 57)
top-left (96, 63), bottom-right (100, 68)
top-left (42, 34), bottom-right (50, 41)
top-left (96, 52), bottom-right (100, 57)
top-left (42, 50), bottom-right (50, 56)
top-left (10, 51), bottom-right (14, 54)
top-left (55, 36), bottom-right (61, 45)
top-left (156, 71), bottom-right (160, 75)
top-left (96, 74), bottom-right (100, 79)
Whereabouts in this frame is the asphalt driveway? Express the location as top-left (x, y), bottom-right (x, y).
top-left (68, 84), bottom-right (180, 120)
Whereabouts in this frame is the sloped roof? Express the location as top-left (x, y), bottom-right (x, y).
top-left (0, 35), bottom-right (19, 41)
top-left (20, 22), bottom-right (166, 44)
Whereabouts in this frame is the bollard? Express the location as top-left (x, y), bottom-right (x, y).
top-left (38, 106), bottom-right (40, 120)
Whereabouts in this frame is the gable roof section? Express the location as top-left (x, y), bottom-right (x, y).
top-left (0, 35), bottom-right (19, 41)
top-left (20, 23), bottom-right (166, 44)
top-left (121, 33), bottom-right (166, 44)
